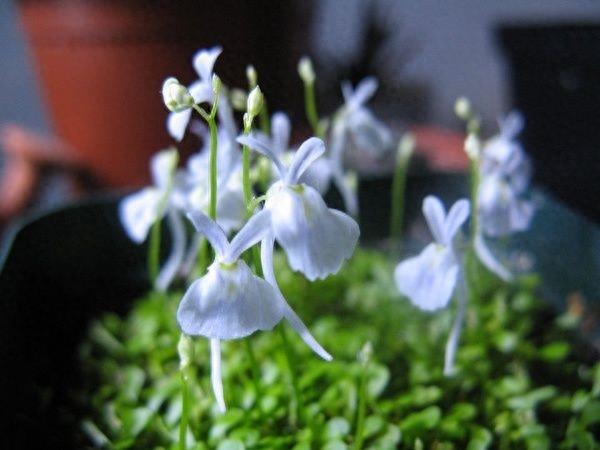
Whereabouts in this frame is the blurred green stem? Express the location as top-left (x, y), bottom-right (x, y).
top-left (389, 135), bottom-right (415, 243)
top-left (279, 325), bottom-right (301, 427)
top-left (353, 357), bottom-right (370, 450)
top-left (179, 368), bottom-right (191, 450)
top-left (303, 81), bottom-right (322, 138)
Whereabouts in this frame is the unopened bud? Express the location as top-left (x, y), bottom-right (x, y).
top-left (247, 85), bottom-right (264, 119)
top-left (162, 77), bottom-right (194, 112)
top-left (298, 56), bottom-right (315, 84)
top-left (212, 74), bottom-right (222, 95)
top-left (246, 65), bottom-right (257, 87)
top-left (178, 334), bottom-right (195, 371)
top-left (454, 97), bottom-right (471, 120)
top-left (397, 133), bottom-right (416, 164)
top-left (464, 133), bottom-right (481, 160)
top-left (230, 88), bottom-right (248, 111)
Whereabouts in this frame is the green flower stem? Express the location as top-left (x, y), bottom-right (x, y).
top-left (353, 360), bottom-right (370, 450)
top-left (389, 137), bottom-right (414, 242)
top-left (469, 156), bottom-right (480, 244)
top-left (303, 81), bottom-right (322, 138)
top-left (208, 117), bottom-right (218, 220)
top-left (148, 219), bottom-right (162, 283)
top-left (259, 100), bottom-right (270, 135)
top-left (148, 153), bottom-right (179, 287)
top-left (179, 368), bottom-right (191, 450)
top-left (278, 324), bottom-right (302, 427)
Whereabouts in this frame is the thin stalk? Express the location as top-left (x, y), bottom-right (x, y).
top-left (278, 325), bottom-right (301, 427)
top-left (179, 368), bottom-right (190, 450)
top-left (208, 117), bottom-right (218, 219)
top-left (389, 141), bottom-right (413, 242)
top-left (148, 219), bottom-right (162, 283)
top-left (259, 100), bottom-right (271, 135)
top-left (303, 81), bottom-right (322, 138)
top-left (353, 360), bottom-right (369, 450)
top-left (444, 274), bottom-right (468, 376)
top-left (244, 338), bottom-right (262, 401)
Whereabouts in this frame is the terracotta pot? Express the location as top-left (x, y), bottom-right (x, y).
top-left (18, 0), bottom-right (300, 187)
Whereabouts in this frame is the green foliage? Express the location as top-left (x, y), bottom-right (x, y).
top-left (76, 249), bottom-right (599, 449)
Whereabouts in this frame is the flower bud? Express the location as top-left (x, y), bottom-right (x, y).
top-left (230, 88), bottom-right (248, 111)
top-left (397, 133), bottom-right (416, 165)
top-left (298, 56), bottom-right (315, 84)
top-left (464, 133), bottom-right (481, 160)
top-left (177, 334), bottom-right (195, 371)
top-left (162, 77), bottom-right (194, 112)
top-left (246, 65), bottom-right (257, 87)
top-left (247, 85), bottom-right (263, 119)
top-left (454, 97), bottom-right (471, 120)
top-left (212, 74), bottom-right (222, 95)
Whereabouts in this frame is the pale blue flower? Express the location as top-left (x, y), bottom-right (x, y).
top-left (119, 149), bottom-right (186, 291)
top-left (237, 134), bottom-right (360, 280)
top-left (478, 111), bottom-right (534, 238)
top-left (178, 209), bottom-right (331, 410)
top-left (394, 196), bottom-right (469, 311)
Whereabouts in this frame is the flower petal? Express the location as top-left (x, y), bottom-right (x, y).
top-left (167, 110), bottom-right (192, 142)
top-left (474, 232), bottom-right (512, 282)
top-left (271, 112), bottom-right (291, 155)
top-left (176, 260), bottom-right (284, 339)
top-left (299, 156), bottom-right (332, 194)
top-left (347, 109), bottom-right (393, 156)
top-left (237, 134), bottom-right (286, 180)
top-left (225, 209), bottom-right (271, 262)
top-left (394, 243), bottom-right (459, 311)
top-left (351, 76), bottom-right (378, 107)
top-left (261, 233), bottom-right (332, 360)
top-left (266, 184), bottom-right (359, 280)
top-left (332, 169), bottom-right (358, 217)
top-left (192, 46), bottom-right (222, 81)
top-left (444, 199), bottom-right (470, 242)
top-left (422, 196), bottom-right (448, 245)
top-left (155, 210), bottom-right (186, 292)
top-left (186, 211), bottom-right (228, 258)
top-left (210, 338), bottom-right (226, 412)
top-left (119, 188), bottom-right (163, 243)
top-left (285, 137), bottom-right (326, 185)
top-left (151, 148), bottom-right (178, 188)
top-left (500, 110), bottom-right (524, 139)
top-left (188, 80), bottom-right (213, 105)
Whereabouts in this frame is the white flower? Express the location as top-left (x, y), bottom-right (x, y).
top-left (237, 134), bottom-right (360, 281)
top-left (178, 209), bottom-right (331, 411)
top-left (119, 149), bottom-right (186, 291)
top-left (478, 174), bottom-right (534, 238)
top-left (337, 77), bottom-right (393, 158)
top-left (478, 111), bottom-right (534, 238)
top-left (394, 196), bottom-right (470, 311)
top-left (166, 46), bottom-right (222, 141)
top-left (119, 149), bottom-right (178, 243)
top-left (260, 111), bottom-right (357, 216)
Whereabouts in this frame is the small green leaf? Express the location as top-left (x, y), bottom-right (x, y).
top-left (217, 439), bottom-right (246, 450)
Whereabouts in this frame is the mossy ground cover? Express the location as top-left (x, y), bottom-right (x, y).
top-left (77, 249), bottom-right (599, 449)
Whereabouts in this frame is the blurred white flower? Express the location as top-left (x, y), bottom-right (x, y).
top-left (337, 77), bottom-right (393, 158)
top-left (119, 149), bottom-right (186, 291)
top-left (394, 196), bottom-right (470, 311)
top-left (238, 134), bottom-right (360, 281)
top-left (478, 111), bottom-right (534, 238)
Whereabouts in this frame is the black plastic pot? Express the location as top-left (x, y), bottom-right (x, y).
top-left (0, 195), bottom-right (150, 449)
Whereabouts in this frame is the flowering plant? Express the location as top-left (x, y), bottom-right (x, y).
top-left (71, 48), bottom-right (600, 450)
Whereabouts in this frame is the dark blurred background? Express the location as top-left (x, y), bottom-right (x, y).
top-left (0, 0), bottom-right (599, 223)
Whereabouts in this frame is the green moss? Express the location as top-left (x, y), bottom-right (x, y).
top-left (76, 249), bottom-right (599, 449)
